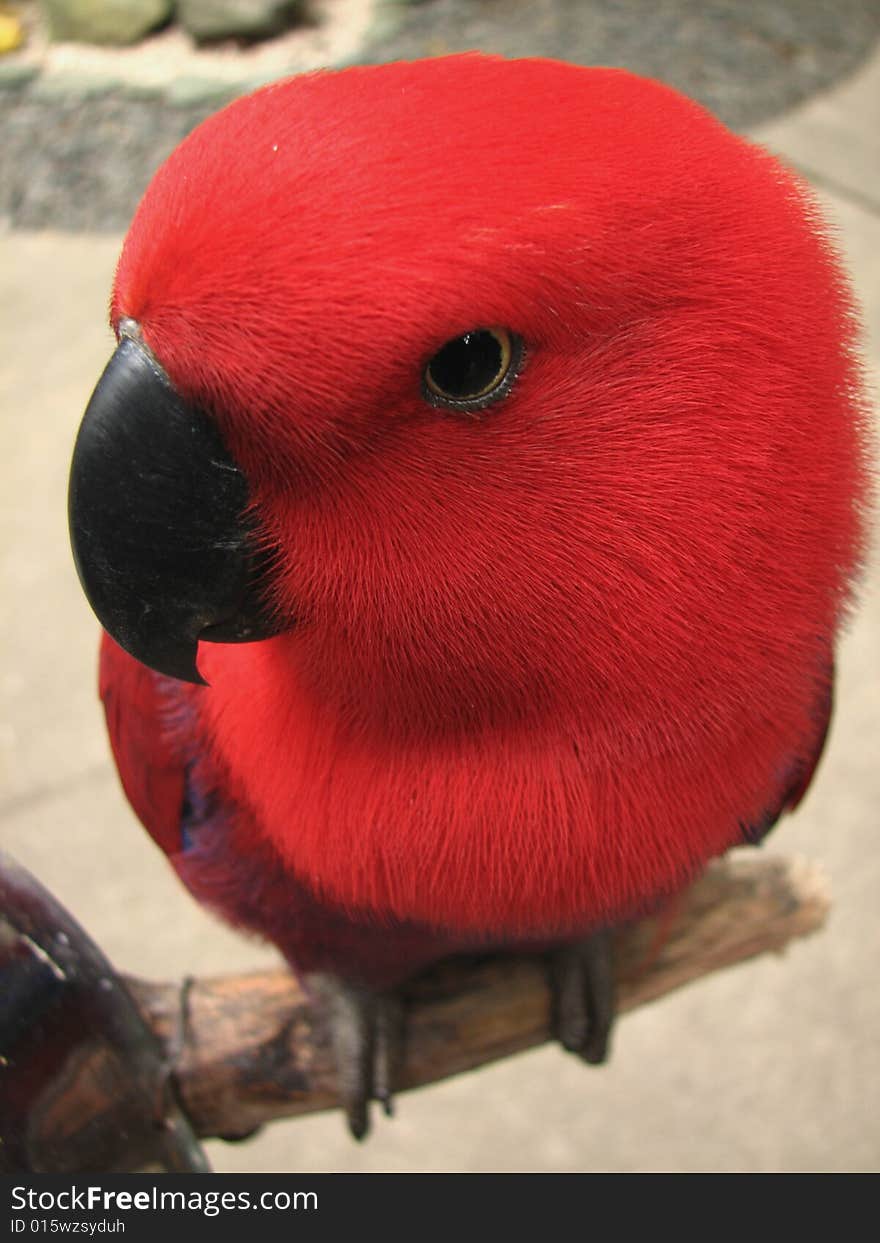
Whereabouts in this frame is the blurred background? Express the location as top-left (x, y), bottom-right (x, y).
top-left (1, 0), bottom-right (878, 1172)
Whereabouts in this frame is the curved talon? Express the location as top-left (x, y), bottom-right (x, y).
top-left (549, 930), bottom-right (616, 1064)
top-left (373, 995), bottom-right (404, 1117)
top-left (308, 974), bottom-right (404, 1139)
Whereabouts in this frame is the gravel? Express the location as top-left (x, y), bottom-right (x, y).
top-left (3, 0), bottom-right (879, 230)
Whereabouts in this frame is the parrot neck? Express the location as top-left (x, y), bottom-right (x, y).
top-left (192, 635), bottom-right (804, 937)
top-left (274, 624), bottom-right (605, 742)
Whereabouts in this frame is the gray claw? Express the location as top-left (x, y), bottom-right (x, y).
top-left (549, 930), bottom-right (616, 1064)
top-left (309, 975), bottom-right (404, 1139)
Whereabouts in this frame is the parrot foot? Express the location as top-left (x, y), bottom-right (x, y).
top-left (308, 974), bottom-right (404, 1141)
top-left (548, 930), bottom-right (615, 1064)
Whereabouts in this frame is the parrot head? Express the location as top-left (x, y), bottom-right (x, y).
top-left (70, 54), bottom-right (866, 749)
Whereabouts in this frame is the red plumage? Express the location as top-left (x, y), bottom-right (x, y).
top-left (101, 57), bottom-right (867, 984)
top-left (100, 636), bottom-right (183, 859)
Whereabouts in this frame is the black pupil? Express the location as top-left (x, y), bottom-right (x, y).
top-left (429, 331), bottom-right (502, 399)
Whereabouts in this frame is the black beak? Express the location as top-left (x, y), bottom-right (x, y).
top-left (68, 330), bottom-right (282, 684)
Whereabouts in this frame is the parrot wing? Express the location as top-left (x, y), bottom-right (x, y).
top-left (786, 674), bottom-right (834, 813)
top-left (98, 632), bottom-right (464, 982)
top-left (742, 664), bottom-right (834, 844)
top-left (99, 633), bottom-right (185, 857)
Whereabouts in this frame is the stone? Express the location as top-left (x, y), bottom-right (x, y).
top-left (40, 0), bottom-right (173, 45)
top-left (0, 60), bottom-right (37, 87)
top-left (164, 75), bottom-right (236, 108)
top-left (176, 0), bottom-right (304, 44)
top-left (31, 69), bottom-right (122, 99)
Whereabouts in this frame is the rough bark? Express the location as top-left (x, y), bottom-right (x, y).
top-left (120, 853), bottom-right (830, 1141)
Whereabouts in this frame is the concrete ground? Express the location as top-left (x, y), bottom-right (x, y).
top-left (1, 48), bottom-right (878, 1173)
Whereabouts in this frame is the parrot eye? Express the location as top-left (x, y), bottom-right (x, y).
top-left (423, 328), bottom-right (522, 411)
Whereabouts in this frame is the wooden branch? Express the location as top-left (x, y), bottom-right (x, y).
top-left (0, 850), bottom-right (210, 1174)
top-left (125, 852), bottom-right (830, 1141)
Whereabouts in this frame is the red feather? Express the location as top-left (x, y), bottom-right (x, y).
top-left (99, 634), bottom-right (184, 858)
top-left (100, 56), bottom-right (868, 973)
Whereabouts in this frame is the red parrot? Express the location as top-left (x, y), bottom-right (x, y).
top-left (69, 55), bottom-right (869, 1137)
